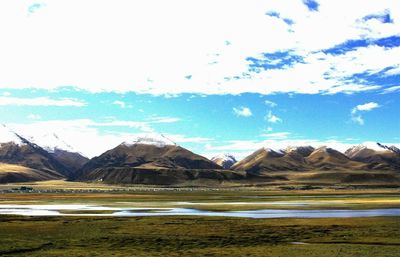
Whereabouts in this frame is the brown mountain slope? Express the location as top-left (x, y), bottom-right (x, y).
top-left (51, 149), bottom-right (89, 173)
top-left (345, 145), bottom-right (400, 170)
top-left (0, 163), bottom-right (63, 183)
top-left (75, 142), bottom-right (222, 184)
top-left (0, 141), bottom-right (69, 178)
top-left (306, 146), bottom-right (365, 170)
top-left (231, 148), bottom-right (311, 173)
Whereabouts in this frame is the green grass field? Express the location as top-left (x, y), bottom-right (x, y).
top-left (0, 215), bottom-right (400, 256)
top-left (1, 184), bottom-right (400, 256)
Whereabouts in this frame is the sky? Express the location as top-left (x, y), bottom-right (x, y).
top-left (0, 0), bottom-right (399, 159)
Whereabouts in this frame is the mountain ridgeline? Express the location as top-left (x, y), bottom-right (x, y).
top-left (1, 124), bottom-right (399, 186)
top-left (74, 140), bottom-right (230, 185)
top-left (231, 145), bottom-right (400, 173)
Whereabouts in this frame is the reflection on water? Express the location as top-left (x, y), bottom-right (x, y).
top-left (1, 204), bottom-right (400, 218)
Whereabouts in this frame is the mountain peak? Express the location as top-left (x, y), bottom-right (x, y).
top-left (377, 142), bottom-right (400, 154)
top-left (285, 146), bottom-right (315, 157)
top-left (211, 154), bottom-right (237, 169)
top-left (122, 134), bottom-right (176, 148)
top-left (25, 132), bottom-right (77, 153)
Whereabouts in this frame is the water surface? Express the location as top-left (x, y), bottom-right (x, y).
top-left (1, 204), bottom-right (400, 218)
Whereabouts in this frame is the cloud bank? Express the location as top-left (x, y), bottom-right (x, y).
top-left (0, 0), bottom-right (399, 95)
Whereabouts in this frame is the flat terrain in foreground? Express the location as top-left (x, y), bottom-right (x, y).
top-left (1, 183), bottom-right (400, 256)
top-left (1, 215), bottom-right (400, 256)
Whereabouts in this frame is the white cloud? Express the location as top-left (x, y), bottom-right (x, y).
top-left (91, 116), bottom-right (181, 133)
top-left (352, 102), bottom-right (380, 112)
top-left (27, 114), bottom-right (41, 120)
top-left (0, 1), bottom-right (398, 95)
top-left (112, 100), bottom-right (126, 108)
top-left (382, 85), bottom-right (400, 94)
top-left (0, 96), bottom-right (86, 107)
top-left (266, 111), bottom-right (282, 123)
top-left (261, 132), bottom-right (291, 139)
top-left (233, 106), bottom-right (252, 117)
top-left (147, 117), bottom-right (181, 123)
top-left (351, 102), bottom-right (380, 125)
top-left (264, 100), bottom-right (277, 107)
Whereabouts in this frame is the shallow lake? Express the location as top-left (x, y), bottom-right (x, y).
top-left (1, 204), bottom-right (400, 218)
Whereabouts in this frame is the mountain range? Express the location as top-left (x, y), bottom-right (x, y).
top-left (231, 145), bottom-right (400, 173)
top-left (0, 124), bottom-right (399, 186)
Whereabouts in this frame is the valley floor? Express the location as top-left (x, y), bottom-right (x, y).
top-left (0, 184), bottom-right (400, 256)
top-left (1, 215), bottom-right (400, 256)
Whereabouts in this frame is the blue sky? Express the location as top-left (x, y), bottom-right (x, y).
top-left (0, 0), bottom-right (399, 158)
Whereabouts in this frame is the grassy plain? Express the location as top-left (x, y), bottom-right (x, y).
top-left (0, 215), bottom-right (400, 256)
top-left (1, 182), bottom-right (400, 256)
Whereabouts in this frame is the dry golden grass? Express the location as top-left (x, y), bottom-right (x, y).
top-left (0, 163), bottom-right (36, 174)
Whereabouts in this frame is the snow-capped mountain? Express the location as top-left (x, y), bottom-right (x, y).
top-left (0, 124), bottom-right (25, 146)
top-left (377, 143), bottom-right (400, 154)
top-left (0, 125), bottom-right (70, 180)
top-left (0, 125), bottom-right (88, 178)
top-left (211, 154), bottom-right (237, 169)
top-left (24, 132), bottom-right (76, 153)
top-left (345, 143), bottom-right (400, 159)
top-left (122, 134), bottom-right (176, 148)
top-left (27, 133), bottom-right (89, 173)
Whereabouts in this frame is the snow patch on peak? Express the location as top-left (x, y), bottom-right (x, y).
top-left (25, 133), bottom-right (76, 153)
top-left (346, 142), bottom-right (398, 154)
top-left (211, 153), bottom-right (237, 169)
top-left (377, 143), bottom-right (400, 154)
top-left (122, 134), bottom-right (176, 148)
top-left (0, 124), bottom-right (25, 146)
top-left (211, 154), bottom-right (236, 162)
top-left (262, 147), bottom-right (286, 156)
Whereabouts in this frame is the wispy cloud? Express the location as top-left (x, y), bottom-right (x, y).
top-left (264, 100), bottom-right (277, 107)
top-left (351, 102), bottom-right (380, 125)
top-left (266, 111), bottom-right (282, 123)
top-left (27, 114), bottom-right (41, 120)
top-left (382, 85), bottom-right (400, 94)
top-left (261, 132), bottom-right (290, 139)
top-left (233, 106), bottom-right (252, 117)
top-left (112, 100), bottom-right (126, 108)
top-left (0, 96), bottom-right (87, 107)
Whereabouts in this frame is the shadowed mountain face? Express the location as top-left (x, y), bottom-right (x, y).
top-left (79, 143), bottom-right (220, 171)
top-left (75, 143), bottom-right (222, 183)
top-left (232, 147), bottom-right (312, 173)
top-left (211, 154), bottom-right (237, 169)
top-left (345, 145), bottom-right (400, 170)
top-left (21, 132), bottom-right (90, 175)
top-left (0, 125), bottom-right (88, 181)
top-left (51, 149), bottom-right (89, 174)
top-left (306, 147), bottom-right (365, 170)
top-left (0, 140), bottom-right (71, 176)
